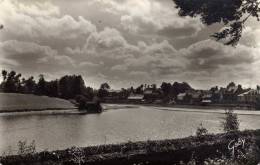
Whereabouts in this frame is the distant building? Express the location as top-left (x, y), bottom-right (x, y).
top-left (127, 93), bottom-right (144, 103)
top-left (201, 99), bottom-right (212, 106)
top-left (222, 84), bottom-right (243, 103)
top-left (211, 88), bottom-right (225, 103)
top-left (143, 88), bottom-right (162, 102)
top-left (176, 90), bottom-right (202, 105)
top-left (177, 93), bottom-right (186, 102)
top-left (201, 91), bottom-right (213, 105)
top-left (190, 92), bottom-right (202, 104)
top-left (104, 89), bottom-right (122, 100)
top-left (238, 89), bottom-right (260, 104)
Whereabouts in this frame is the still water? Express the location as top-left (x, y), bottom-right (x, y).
top-left (0, 105), bottom-right (260, 154)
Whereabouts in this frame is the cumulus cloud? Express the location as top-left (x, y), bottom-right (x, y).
top-left (0, 0), bottom-right (96, 48)
top-left (0, 40), bottom-right (57, 64)
top-left (175, 39), bottom-right (260, 88)
top-left (1, 0), bottom-right (260, 89)
top-left (182, 40), bottom-right (257, 72)
top-left (90, 0), bottom-right (203, 37)
top-left (0, 40), bottom-right (75, 76)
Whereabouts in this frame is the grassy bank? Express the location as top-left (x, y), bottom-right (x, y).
top-left (1, 130), bottom-right (260, 165)
top-left (0, 93), bottom-right (76, 113)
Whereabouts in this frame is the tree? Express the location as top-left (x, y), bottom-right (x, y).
top-left (46, 80), bottom-right (59, 97)
top-left (161, 82), bottom-right (172, 97)
top-left (58, 75), bottom-right (87, 99)
top-left (100, 83), bottom-right (110, 90)
top-left (171, 82), bottom-right (192, 97)
top-left (98, 83), bottom-right (110, 99)
top-left (83, 87), bottom-right (94, 101)
top-left (136, 84), bottom-right (144, 94)
top-left (222, 109), bottom-right (240, 132)
top-left (2, 70), bottom-right (7, 81)
top-left (35, 74), bottom-right (47, 95)
top-left (24, 76), bottom-right (36, 94)
top-left (173, 0), bottom-right (260, 46)
top-left (4, 70), bottom-right (18, 92)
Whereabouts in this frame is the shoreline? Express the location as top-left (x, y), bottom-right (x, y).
top-left (1, 103), bottom-right (260, 116)
top-left (103, 103), bottom-right (260, 116)
top-left (1, 130), bottom-right (260, 164)
top-left (104, 101), bottom-right (257, 110)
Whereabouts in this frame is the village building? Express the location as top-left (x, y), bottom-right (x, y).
top-left (222, 84), bottom-right (243, 103)
top-left (238, 89), bottom-right (260, 104)
top-left (143, 88), bottom-right (162, 103)
top-left (104, 89), bottom-right (123, 101)
top-left (176, 90), bottom-right (202, 104)
top-left (176, 93), bottom-right (186, 103)
top-left (201, 92), bottom-right (213, 105)
top-left (210, 88), bottom-right (225, 103)
top-left (127, 93), bottom-right (144, 103)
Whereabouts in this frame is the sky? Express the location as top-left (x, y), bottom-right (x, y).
top-left (1, 0), bottom-right (260, 89)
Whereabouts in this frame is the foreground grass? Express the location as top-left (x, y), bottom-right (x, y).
top-left (1, 130), bottom-right (260, 165)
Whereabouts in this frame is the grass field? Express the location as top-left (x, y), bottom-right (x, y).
top-left (0, 93), bottom-right (76, 112)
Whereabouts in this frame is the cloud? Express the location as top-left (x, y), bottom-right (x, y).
top-left (0, 40), bottom-right (75, 76)
top-left (173, 39), bottom-right (260, 88)
top-left (1, 0), bottom-right (260, 89)
top-left (88, 0), bottom-right (203, 38)
top-left (182, 40), bottom-right (257, 72)
top-left (0, 0), bottom-right (97, 48)
top-left (0, 40), bottom-right (57, 63)
top-left (85, 27), bottom-right (127, 51)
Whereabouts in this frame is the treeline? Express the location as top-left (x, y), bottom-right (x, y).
top-left (0, 69), bottom-right (194, 102)
top-left (160, 82), bottom-right (192, 98)
top-left (0, 70), bottom-right (94, 100)
top-left (130, 82), bottom-right (192, 97)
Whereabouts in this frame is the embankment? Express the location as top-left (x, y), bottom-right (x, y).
top-left (0, 93), bottom-right (76, 113)
top-left (1, 130), bottom-right (260, 165)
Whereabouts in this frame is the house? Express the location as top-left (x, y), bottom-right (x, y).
top-left (201, 99), bottom-right (212, 106)
top-left (211, 88), bottom-right (225, 103)
top-left (177, 93), bottom-right (186, 102)
top-left (143, 88), bottom-right (162, 102)
top-left (222, 84), bottom-right (243, 103)
top-left (103, 89), bottom-right (123, 101)
top-left (201, 91), bottom-right (213, 105)
top-left (176, 90), bottom-right (202, 104)
top-left (127, 93), bottom-right (144, 103)
top-left (238, 89), bottom-right (260, 104)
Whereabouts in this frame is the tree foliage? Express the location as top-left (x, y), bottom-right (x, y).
top-left (196, 123), bottom-right (208, 137)
top-left (97, 83), bottom-right (111, 98)
top-left (222, 109), bottom-right (240, 132)
top-left (173, 0), bottom-right (260, 46)
top-left (0, 70), bottom-right (94, 100)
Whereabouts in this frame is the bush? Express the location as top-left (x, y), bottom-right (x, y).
top-left (75, 95), bottom-right (87, 110)
top-left (17, 140), bottom-right (36, 155)
top-left (67, 146), bottom-right (85, 165)
top-left (196, 123), bottom-right (208, 137)
top-left (221, 109), bottom-right (239, 132)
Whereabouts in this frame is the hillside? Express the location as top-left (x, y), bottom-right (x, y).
top-left (0, 93), bottom-right (76, 112)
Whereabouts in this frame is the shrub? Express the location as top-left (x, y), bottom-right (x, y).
top-left (222, 109), bottom-right (239, 132)
top-left (196, 123), bottom-right (208, 137)
top-left (17, 140), bottom-right (36, 155)
top-left (67, 146), bottom-right (85, 165)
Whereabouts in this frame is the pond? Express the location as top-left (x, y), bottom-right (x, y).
top-left (0, 104), bottom-right (260, 154)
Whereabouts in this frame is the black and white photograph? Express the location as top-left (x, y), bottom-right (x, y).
top-left (1, 0), bottom-right (260, 164)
